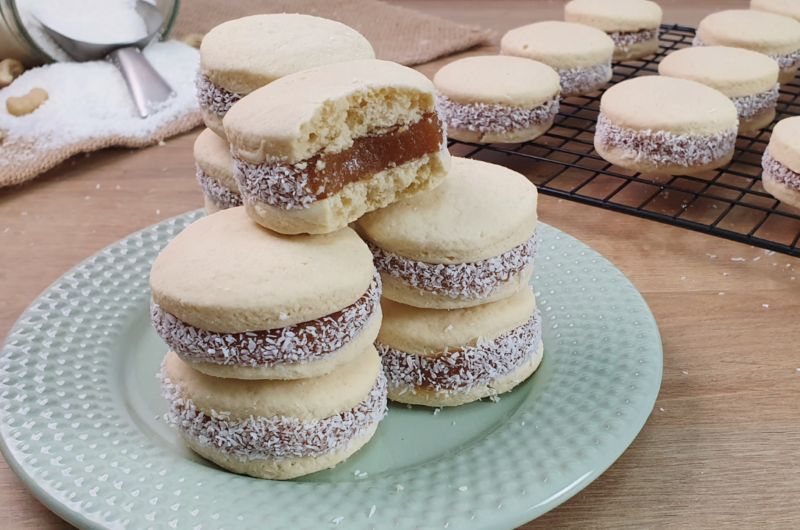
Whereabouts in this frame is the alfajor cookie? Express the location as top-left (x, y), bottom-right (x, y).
top-left (762, 116), bottom-right (800, 209)
top-left (752, 0), bottom-right (800, 23)
top-left (160, 347), bottom-right (387, 479)
top-left (501, 21), bottom-right (615, 97)
top-left (659, 46), bottom-right (780, 132)
top-left (356, 157), bottom-right (538, 309)
top-left (434, 55), bottom-right (561, 143)
top-left (377, 287), bottom-right (543, 407)
top-left (564, 0), bottom-right (662, 61)
top-left (224, 59), bottom-right (450, 235)
top-left (194, 128), bottom-right (241, 214)
top-left (197, 14), bottom-right (375, 139)
top-left (594, 76), bottom-right (738, 175)
top-left (695, 10), bottom-right (800, 84)
top-left (150, 207), bottom-right (382, 380)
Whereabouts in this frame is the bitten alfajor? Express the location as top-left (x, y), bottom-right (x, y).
top-left (501, 21), bottom-right (615, 97)
top-left (565, 0), bottom-right (662, 61)
top-left (194, 128), bottom-right (241, 214)
top-left (594, 76), bottom-right (738, 175)
top-left (695, 10), bottom-right (800, 84)
top-left (659, 46), bottom-right (780, 132)
top-left (150, 207), bottom-right (382, 379)
top-left (377, 287), bottom-right (543, 407)
top-left (224, 59), bottom-right (451, 235)
top-left (434, 55), bottom-right (561, 143)
top-left (762, 116), bottom-right (800, 209)
top-left (356, 157), bottom-right (538, 309)
top-left (160, 347), bottom-right (387, 479)
top-left (197, 14), bottom-right (374, 139)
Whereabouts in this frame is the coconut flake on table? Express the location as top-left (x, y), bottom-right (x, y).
top-left (0, 40), bottom-right (199, 165)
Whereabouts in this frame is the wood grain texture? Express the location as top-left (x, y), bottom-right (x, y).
top-left (2, 1), bottom-right (799, 529)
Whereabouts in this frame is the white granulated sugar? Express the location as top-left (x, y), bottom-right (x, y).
top-left (764, 150), bottom-right (800, 191)
top-left (609, 28), bottom-right (659, 51)
top-left (694, 36), bottom-right (800, 70)
top-left (18, 0), bottom-right (147, 61)
top-left (370, 229), bottom-right (539, 300)
top-left (558, 59), bottom-right (612, 97)
top-left (160, 367), bottom-right (387, 460)
top-left (732, 85), bottom-right (779, 119)
top-left (0, 41), bottom-right (199, 165)
top-left (437, 94), bottom-right (559, 135)
top-left (595, 114), bottom-right (737, 168)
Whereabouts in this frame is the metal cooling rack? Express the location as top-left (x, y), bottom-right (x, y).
top-left (449, 24), bottom-right (800, 257)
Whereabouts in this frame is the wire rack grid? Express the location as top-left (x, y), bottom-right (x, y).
top-left (448, 24), bottom-right (800, 258)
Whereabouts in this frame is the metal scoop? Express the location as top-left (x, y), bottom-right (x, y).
top-left (37, 0), bottom-right (174, 118)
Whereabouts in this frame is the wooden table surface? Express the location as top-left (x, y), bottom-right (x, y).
top-left (2, 1), bottom-right (799, 528)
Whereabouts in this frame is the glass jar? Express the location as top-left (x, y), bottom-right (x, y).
top-left (0, 0), bottom-right (180, 66)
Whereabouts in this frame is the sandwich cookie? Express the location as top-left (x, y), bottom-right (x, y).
top-left (659, 46), bottom-right (780, 132)
top-left (160, 347), bottom-right (387, 479)
top-left (594, 76), bottom-right (738, 175)
top-left (356, 157), bottom-right (539, 309)
top-left (194, 128), bottom-right (241, 214)
top-left (150, 207), bottom-right (382, 379)
top-left (197, 14), bottom-right (374, 139)
top-left (695, 10), bottom-right (800, 84)
top-left (762, 116), bottom-right (800, 209)
top-left (224, 59), bottom-right (451, 235)
top-left (564, 0), bottom-right (662, 61)
top-left (434, 55), bottom-right (560, 143)
top-left (751, 0), bottom-right (800, 23)
top-left (377, 287), bottom-right (543, 407)
top-left (501, 21), bottom-right (615, 97)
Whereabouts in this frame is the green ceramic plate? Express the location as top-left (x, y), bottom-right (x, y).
top-left (0, 211), bottom-right (662, 530)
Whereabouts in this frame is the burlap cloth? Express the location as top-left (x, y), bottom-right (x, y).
top-left (0, 0), bottom-right (490, 189)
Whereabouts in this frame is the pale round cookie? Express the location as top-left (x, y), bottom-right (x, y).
top-left (594, 76), bottom-right (739, 175)
top-left (376, 288), bottom-right (543, 407)
top-left (224, 59), bottom-right (450, 235)
top-left (752, 0), bottom-right (800, 23)
top-left (695, 10), bottom-right (800, 84)
top-left (197, 14), bottom-right (375, 139)
top-left (150, 207), bottom-right (381, 379)
top-left (564, 0), bottom-right (662, 61)
top-left (501, 21), bottom-right (615, 96)
top-left (434, 55), bottom-right (561, 143)
top-left (762, 116), bottom-right (800, 209)
top-left (356, 157), bottom-right (539, 309)
top-left (160, 347), bottom-right (387, 480)
top-left (194, 128), bottom-right (241, 213)
top-left (659, 46), bottom-right (780, 133)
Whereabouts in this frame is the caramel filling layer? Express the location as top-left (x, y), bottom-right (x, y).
top-left (233, 113), bottom-right (445, 209)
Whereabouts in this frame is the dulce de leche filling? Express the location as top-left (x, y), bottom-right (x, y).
top-left (233, 113), bottom-right (445, 210)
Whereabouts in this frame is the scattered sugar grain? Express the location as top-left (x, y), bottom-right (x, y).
top-left (95, 184), bottom-right (100, 189)
top-left (682, 371), bottom-right (689, 375)
top-left (368, 505), bottom-right (376, 518)
top-left (723, 273), bottom-right (728, 276)
top-left (763, 304), bottom-right (769, 308)
top-left (156, 210), bottom-right (160, 215)
top-left (459, 486), bottom-right (468, 491)
top-left (354, 470), bottom-right (360, 476)
top-left (719, 293), bottom-right (724, 295)
top-left (332, 516), bottom-right (344, 525)
top-left (707, 254), bottom-right (716, 258)
top-left (753, 257), bottom-right (761, 261)
top-left (158, 140), bottom-right (166, 147)
top-left (433, 408), bottom-right (441, 416)
top-left (358, 472), bottom-right (368, 478)
top-left (396, 484), bottom-right (404, 491)
top-left (659, 408), bottom-right (665, 412)
top-left (731, 257), bottom-right (746, 262)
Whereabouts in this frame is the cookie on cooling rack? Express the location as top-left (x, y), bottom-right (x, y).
top-left (194, 128), bottom-right (241, 214)
top-left (594, 76), bottom-right (738, 175)
top-left (150, 207), bottom-right (382, 380)
top-left (564, 0), bottom-right (662, 61)
top-left (160, 346), bottom-right (387, 479)
top-left (224, 59), bottom-right (450, 235)
top-left (762, 116), bottom-right (800, 209)
top-left (355, 157), bottom-right (539, 309)
top-left (433, 55), bottom-right (561, 143)
top-left (376, 287), bottom-right (543, 407)
top-left (659, 46), bottom-right (780, 133)
top-left (197, 14), bottom-right (374, 139)
top-left (501, 21), bottom-right (615, 97)
top-left (695, 10), bottom-right (800, 85)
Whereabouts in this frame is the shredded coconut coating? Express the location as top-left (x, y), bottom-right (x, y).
top-left (763, 149), bottom-right (800, 191)
top-left (370, 229), bottom-right (539, 300)
top-left (557, 59), bottom-right (612, 97)
top-left (731, 84), bottom-right (779, 119)
top-left (151, 272), bottom-right (381, 367)
top-left (609, 28), bottom-right (660, 50)
top-left (195, 72), bottom-right (243, 118)
top-left (436, 94), bottom-right (559, 134)
top-left (378, 309), bottom-right (542, 394)
top-left (595, 113), bottom-right (738, 167)
top-left (160, 368), bottom-right (388, 460)
top-left (693, 36), bottom-right (800, 70)
top-left (196, 165), bottom-right (243, 210)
